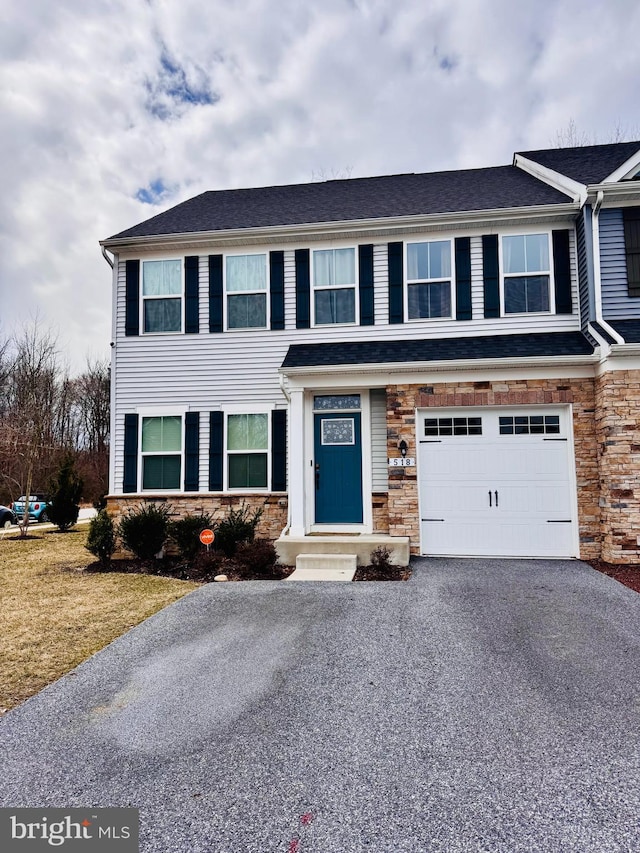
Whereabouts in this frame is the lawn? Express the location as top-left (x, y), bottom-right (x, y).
top-left (0, 528), bottom-right (199, 712)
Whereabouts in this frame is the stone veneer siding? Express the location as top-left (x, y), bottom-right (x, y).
top-left (595, 369), bottom-right (640, 563)
top-left (107, 493), bottom-right (288, 542)
top-left (386, 378), bottom-right (601, 559)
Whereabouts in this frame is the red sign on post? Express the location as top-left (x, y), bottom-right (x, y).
top-left (200, 529), bottom-right (215, 546)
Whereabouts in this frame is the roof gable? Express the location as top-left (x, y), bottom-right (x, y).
top-left (516, 141), bottom-right (640, 186)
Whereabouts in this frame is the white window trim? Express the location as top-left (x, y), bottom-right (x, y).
top-left (224, 407), bottom-right (273, 492)
top-left (223, 251), bottom-right (269, 332)
top-left (140, 257), bottom-right (185, 335)
top-left (404, 239), bottom-right (455, 322)
top-left (311, 245), bottom-right (359, 328)
top-left (499, 231), bottom-right (556, 317)
top-left (138, 413), bottom-right (184, 493)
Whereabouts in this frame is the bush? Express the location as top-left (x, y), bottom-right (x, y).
top-left (370, 545), bottom-right (394, 572)
top-left (118, 502), bottom-right (171, 561)
top-left (214, 504), bottom-right (263, 557)
top-left (234, 539), bottom-right (278, 575)
top-left (168, 513), bottom-right (214, 560)
top-left (47, 456), bottom-right (83, 531)
top-left (86, 510), bottom-right (116, 566)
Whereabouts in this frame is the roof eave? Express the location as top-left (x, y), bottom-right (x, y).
top-left (279, 352), bottom-right (599, 378)
top-left (100, 202), bottom-right (580, 252)
top-left (587, 181), bottom-right (640, 205)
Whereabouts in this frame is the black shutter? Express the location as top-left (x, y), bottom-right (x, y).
top-left (271, 410), bottom-right (287, 492)
top-left (358, 244), bottom-right (374, 326)
top-left (482, 235), bottom-right (500, 318)
top-left (623, 207), bottom-right (640, 297)
top-left (270, 251), bottom-right (285, 330)
top-left (552, 230), bottom-right (572, 314)
top-left (455, 237), bottom-right (472, 320)
top-left (208, 255), bottom-right (223, 333)
top-left (295, 249), bottom-right (310, 328)
top-left (185, 256), bottom-right (200, 333)
top-left (209, 411), bottom-right (224, 491)
top-left (184, 412), bottom-right (200, 492)
top-left (388, 242), bottom-right (404, 324)
top-left (125, 260), bottom-right (140, 336)
top-left (123, 413), bottom-right (139, 493)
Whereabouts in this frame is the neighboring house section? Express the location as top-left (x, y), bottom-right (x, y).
top-left (101, 140), bottom-right (640, 565)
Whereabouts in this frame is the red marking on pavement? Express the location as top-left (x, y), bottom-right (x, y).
top-left (288, 840), bottom-right (300, 853)
top-left (300, 812), bottom-right (314, 826)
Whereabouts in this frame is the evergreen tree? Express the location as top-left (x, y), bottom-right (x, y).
top-left (47, 456), bottom-right (83, 531)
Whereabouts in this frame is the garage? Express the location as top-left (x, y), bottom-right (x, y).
top-left (417, 406), bottom-right (578, 558)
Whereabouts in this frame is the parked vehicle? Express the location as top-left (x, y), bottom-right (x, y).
top-left (12, 494), bottom-right (50, 523)
top-left (0, 505), bottom-right (16, 529)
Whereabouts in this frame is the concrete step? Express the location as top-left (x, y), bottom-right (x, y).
top-left (285, 553), bottom-right (357, 582)
top-left (276, 534), bottom-right (410, 567)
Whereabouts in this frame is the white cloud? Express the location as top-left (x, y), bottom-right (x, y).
top-left (1, 0), bottom-right (639, 372)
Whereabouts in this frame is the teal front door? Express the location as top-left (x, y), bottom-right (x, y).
top-left (314, 412), bottom-right (363, 523)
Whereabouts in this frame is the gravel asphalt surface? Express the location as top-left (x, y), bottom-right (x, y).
top-left (1, 557), bottom-right (639, 852)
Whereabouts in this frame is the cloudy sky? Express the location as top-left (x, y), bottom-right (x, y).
top-left (2, 0), bottom-right (639, 374)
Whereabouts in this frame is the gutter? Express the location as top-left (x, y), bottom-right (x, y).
top-left (100, 202), bottom-right (580, 252)
top-left (279, 352), bottom-right (600, 379)
top-left (591, 190), bottom-right (625, 344)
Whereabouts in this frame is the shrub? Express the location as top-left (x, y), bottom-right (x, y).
top-left (47, 456), bottom-right (83, 531)
top-left (86, 510), bottom-right (116, 566)
top-left (234, 539), bottom-right (278, 575)
top-left (214, 504), bottom-right (263, 557)
top-left (118, 502), bottom-right (171, 561)
top-left (370, 545), bottom-right (394, 571)
top-left (168, 513), bottom-right (214, 560)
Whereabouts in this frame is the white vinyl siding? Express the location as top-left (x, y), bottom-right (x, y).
top-left (370, 389), bottom-right (388, 492)
top-left (112, 226), bottom-right (580, 493)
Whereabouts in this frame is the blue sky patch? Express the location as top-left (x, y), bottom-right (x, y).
top-left (136, 178), bottom-right (169, 205)
top-left (146, 47), bottom-right (219, 119)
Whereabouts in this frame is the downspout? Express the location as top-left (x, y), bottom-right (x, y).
top-left (592, 190), bottom-right (625, 344)
top-left (101, 246), bottom-right (114, 268)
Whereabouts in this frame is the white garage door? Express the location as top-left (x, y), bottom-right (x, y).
top-left (418, 407), bottom-right (577, 558)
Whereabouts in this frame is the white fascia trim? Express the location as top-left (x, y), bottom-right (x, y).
top-left (601, 148), bottom-right (640, 183)
top-left (609, 343), bottom-right (640, 358)
top-left (586, 182), bottom-right (640, 204)
top-left (280, 353), bottom-right (600, 379)
top-left (587, 323), bottom-right (612, 359)
top-left (513, 155), bottom-right (587, 204)
top-left (100, 203), bottom-right (580, 253)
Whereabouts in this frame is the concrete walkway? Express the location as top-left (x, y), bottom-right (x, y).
top-left (1, 558), bottom-right (639, 852)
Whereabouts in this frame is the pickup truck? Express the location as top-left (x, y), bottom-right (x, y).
top-left (12, 494), bottom-right (50, 523)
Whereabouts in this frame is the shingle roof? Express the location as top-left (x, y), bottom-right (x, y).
top-left (517, 141), bottom-right (640, 185)
top-left (107, 165), bottom-right (571, 240)
top-left (608, 319), bottom-right (640, 343)
top-left (281, 332), bottom-right (595, 369)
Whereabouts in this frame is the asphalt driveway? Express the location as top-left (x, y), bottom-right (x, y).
top-left (1, 558), bottom-right (639, 852)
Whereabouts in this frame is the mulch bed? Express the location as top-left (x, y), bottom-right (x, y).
top-left (86, 556), bottom-right (411, 582)
top-left (587, 560), bottom-right (640, 594)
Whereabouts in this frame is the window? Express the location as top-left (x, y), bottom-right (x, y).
top-left (313, 248), bottom-right (356, 325)
top-left (406, 240), bottom-right (452, 319)
top-left (499, 415), bottom-right (560, 435)
top-left (141, 416), bottom-right (182, 489)
top-left (226, 254), bottom-right (267, 329)
top-left (227, 413), bottom-right (268, 489)
top-left (502, 234), bottom-right (551, 314)
top-left (424, 417), bottom-right (482, 437)
top-left (623, 208), bottom-right (640, 297)
top-left (142, 260), bottom-right (182, 332)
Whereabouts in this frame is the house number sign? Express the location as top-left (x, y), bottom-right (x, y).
top-left (388, 457), bottom-right (415, 467)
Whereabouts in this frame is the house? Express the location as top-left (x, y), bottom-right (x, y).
top-left (100, 140), bottom-right (640, 566)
